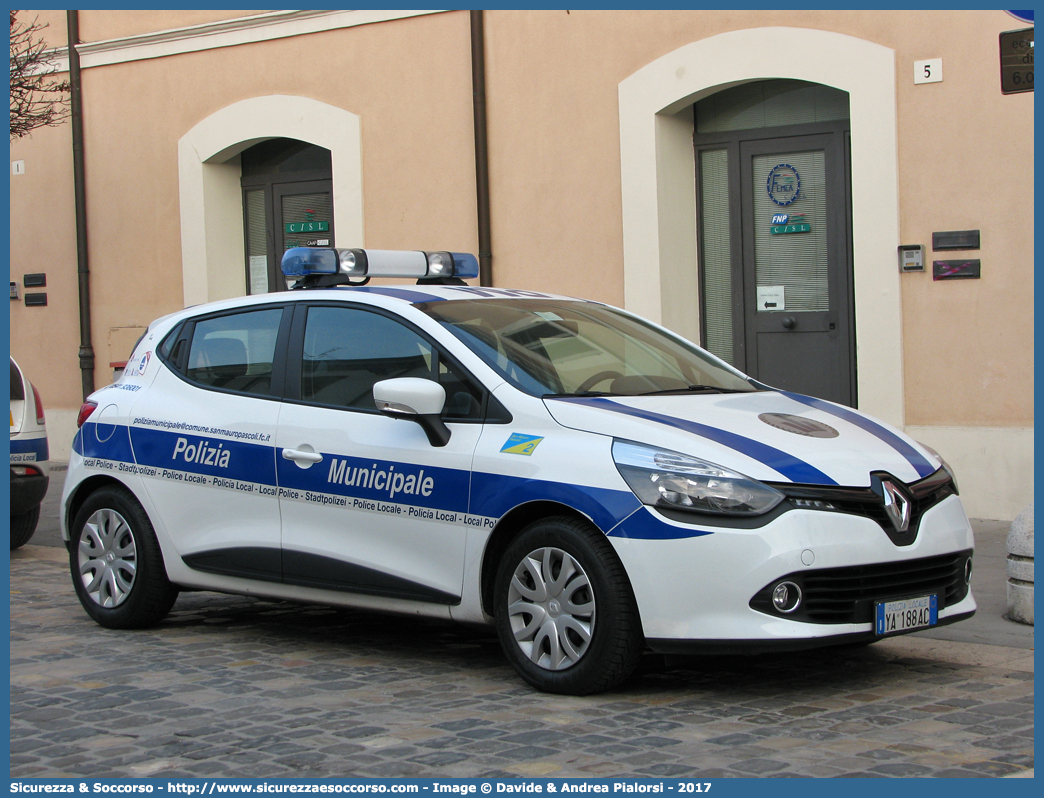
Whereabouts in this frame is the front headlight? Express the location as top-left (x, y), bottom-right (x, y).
top-left (918, 442), bottom-right (960, 494)
top-left (612, 440), bottom-right (784, 516)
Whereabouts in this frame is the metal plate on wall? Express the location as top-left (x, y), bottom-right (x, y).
top-left (933, 259), bottom-right (981, 280)
top-left (933, 230), bottom-right (980, 250)
top-left (1000, 28), bottom-right (1034, 94)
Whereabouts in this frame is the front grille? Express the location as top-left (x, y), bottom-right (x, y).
top-left (770, 467), bottom-right (958, 546)
top-left (749, 549), bottom-right (972, 624)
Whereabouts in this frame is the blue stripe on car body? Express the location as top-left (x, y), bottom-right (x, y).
top-left (550, 396), bottom-right (838, 486)
top-left (469, 472), bottom-right (640, 533)
top-left (279, 451), bottom-right (471, 514)
top-left (78, 422), bottom-right (135, 465)
top-left (608, 507), bottom-right (713, 540)
top-left (128, 425), bottom-right (277, 485)
top-left (73, 423), bottom-right (715, 540)
top-left (780, 391), bottom-right (935, 478)
top-left (10, 436), bottom-right (49, 461)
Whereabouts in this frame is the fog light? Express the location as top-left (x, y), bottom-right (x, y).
top-left (965, 558), bottom-right (973, 585)
top-left (771, 581), bottom-right (802, 614)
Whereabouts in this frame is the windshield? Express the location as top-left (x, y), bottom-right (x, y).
top-left (419, 299), bottom-right (758, 397)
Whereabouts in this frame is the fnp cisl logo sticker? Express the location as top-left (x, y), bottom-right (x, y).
top-left (500, 433), bottom-right (544, 455)
top-left (766, 163), bottom-right (801, 206)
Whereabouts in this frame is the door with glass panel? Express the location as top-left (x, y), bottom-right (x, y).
top-left (694, 80), bottom-right (854, 406)
top-left (241, 138), bottom-right (334, 295)
top-left (739, 134), bottom-right (852, 405)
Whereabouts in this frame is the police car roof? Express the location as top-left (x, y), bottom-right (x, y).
top-left (312, 285), bottom-right (583, 304)
top-left (149, 285), bottom-right (587, 334)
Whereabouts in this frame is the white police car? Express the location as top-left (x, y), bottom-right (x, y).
top-left (11, 357), bottom-right (50, 549)
top-left (62, 247), bottom-right (975, 694)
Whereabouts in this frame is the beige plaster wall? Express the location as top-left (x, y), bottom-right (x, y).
top-left (480, 10), bottom-right (1033, 430)
top-left (9, 119), bottom-right (81, 412)
top-left (26, 10), bottom-right (476, 389)
top-left (78, 11), bottom-right (266, 43)
top-left (20, 10), bottom-right (265, 48)
top-left (893, 18), bottom-right (1034, 428)
top-left (17, 10), bottom-right (67, 49)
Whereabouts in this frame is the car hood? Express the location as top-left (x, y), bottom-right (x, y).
top-left (543, 391), bottom-right (940, 488)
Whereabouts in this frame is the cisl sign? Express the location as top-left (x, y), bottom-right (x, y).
top-left (285, 221), bottom-right (329, 233)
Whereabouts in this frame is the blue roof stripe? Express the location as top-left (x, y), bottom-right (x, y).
top-left (348, 287), bottom-right (446, 304)
top-left (780, 391), bottom-right (935, 479)
top-left (552, 396), bottom-right (837, 485)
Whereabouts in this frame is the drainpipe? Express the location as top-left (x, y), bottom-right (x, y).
top-left (470, 10), bottom-right (493, 286)
top-left (67, 10), bottom-right (94, 399)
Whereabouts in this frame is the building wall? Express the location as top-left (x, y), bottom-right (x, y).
top-left (9, 10), bottom-right (1033, 518)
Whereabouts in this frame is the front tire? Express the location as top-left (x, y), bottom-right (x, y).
top-left (493, 516), bottom-right (643, 695)
top-left (10, 505), bottom-right (40, 549)
top-left (69, 485), bottom-right (178, 628)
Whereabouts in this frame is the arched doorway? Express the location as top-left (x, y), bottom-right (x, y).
top-left (178, 95), bottom-right (362, 307)
top-left (694, 79), bottom-right (855, 405)
top-left (618, 28), bottom-right (903, 425)
top-left (240, 138), bottom-right (334, 294)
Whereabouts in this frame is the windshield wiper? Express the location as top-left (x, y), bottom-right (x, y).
top-left (542, 390), bottom-right (613, 398)
top-left (636, 385), bottom-right (746, 396)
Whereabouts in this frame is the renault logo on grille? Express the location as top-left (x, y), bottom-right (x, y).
top-left (882, 480), bottom-right (911, 533)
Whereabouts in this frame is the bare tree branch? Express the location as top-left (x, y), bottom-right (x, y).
top-left (10, 11), bottom-right (71, 140)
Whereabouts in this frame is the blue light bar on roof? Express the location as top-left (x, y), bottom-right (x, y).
top-left (445, 252), bottom-right (479, 280)
top-left (281, 248), bottom-right (339, 276)
top-left (281, 247), bottom-right (478, 280)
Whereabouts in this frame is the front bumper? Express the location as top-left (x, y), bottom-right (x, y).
top-left (610, 493), bottom-right (976, 646)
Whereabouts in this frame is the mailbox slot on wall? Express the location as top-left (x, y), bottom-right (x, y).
top-left (933, 230), bottom-right (980, 251)
top-left (933, 259), bottom-right (981, 281)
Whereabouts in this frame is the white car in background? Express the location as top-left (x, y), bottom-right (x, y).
top-left (10, 357), bottom-right (50, 549)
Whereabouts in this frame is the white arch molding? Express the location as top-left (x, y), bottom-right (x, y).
top-left (618, 28), bottom-right (903, 426)
top-left (178, 95), bottom-right (363, 306)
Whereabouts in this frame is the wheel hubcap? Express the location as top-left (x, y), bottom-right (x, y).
top-left (78, 508), bottom-right (137, 608)
top-left (507, 547), bottom-right (595, 671)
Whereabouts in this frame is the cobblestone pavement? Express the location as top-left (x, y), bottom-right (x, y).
top-left (10, 546), bottom-right (1034, 779)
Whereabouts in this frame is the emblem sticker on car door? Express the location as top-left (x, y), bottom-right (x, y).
top-left (500, 433), bottom-right (544, 455)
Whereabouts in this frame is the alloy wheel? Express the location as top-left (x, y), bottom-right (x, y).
top-left (507, 546), bottom-right (596, 670)
top-left (78, 508), bottom-right (137, 608)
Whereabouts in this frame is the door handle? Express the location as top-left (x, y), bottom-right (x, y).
top-left (781, 316), bottom-right (796, 329)
top-left (282, 448), bottom-right (323, 464)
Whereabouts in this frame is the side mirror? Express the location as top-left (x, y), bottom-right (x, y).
top-left (373, 377), bottom-right (451, 447)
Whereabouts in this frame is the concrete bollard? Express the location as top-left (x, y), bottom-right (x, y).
top-left (1006, 503), bottom-right (1034, 625)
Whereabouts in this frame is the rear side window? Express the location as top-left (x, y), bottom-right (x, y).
top-left (185, 308), bottom-right (283, 396)
top-left (10, 360), bottom-right (24, 401)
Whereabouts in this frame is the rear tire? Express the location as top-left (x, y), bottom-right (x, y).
top-left (10, 505), bottom-right (40, 549)
top-left (70, 485), bottom-right (178, 628)
top-left (493, 516), bottom-right (643, 695)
